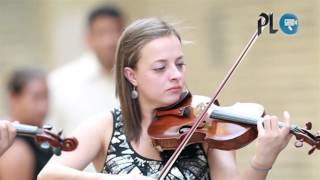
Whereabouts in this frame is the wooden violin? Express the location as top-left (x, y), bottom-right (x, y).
top-left (149, 91), bottom-right (320, 155)
top-left (13, 123), bottom-right (78, 156)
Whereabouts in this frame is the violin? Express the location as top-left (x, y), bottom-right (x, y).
top-left (12, 123), bottom-right (78, 156)
top-left (149, 91), bottom-right (320, 154)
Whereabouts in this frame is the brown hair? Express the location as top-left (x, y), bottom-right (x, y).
top-left (115, 17), bottom-right (181, 142)
top-left (7, 67), bottom-right (46, 95)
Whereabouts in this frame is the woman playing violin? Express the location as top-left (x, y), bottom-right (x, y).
top-left (39, 17), bottom-right (292, 180)
top-left (0, 68), bottom-right (53, 180)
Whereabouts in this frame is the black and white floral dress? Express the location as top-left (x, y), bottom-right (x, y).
top-left (101, 109), bottom-right (211, 180)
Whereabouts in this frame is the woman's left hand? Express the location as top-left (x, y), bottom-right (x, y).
top-left (253, 111), bottom-right (292, 169)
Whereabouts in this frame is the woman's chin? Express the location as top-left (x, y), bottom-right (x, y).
top-left (158, 94), bottom-right (181, 107)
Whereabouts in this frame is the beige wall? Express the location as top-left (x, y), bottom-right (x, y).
top-left (1, 0), bottom-right (319, 179)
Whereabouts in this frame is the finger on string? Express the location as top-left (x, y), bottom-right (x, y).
top-left (257, 118), bottom-right (265, 136)
top-left (270, 115), bottom-right (279, 131)
top-left (263, 115), bottom-right (272, 132)
top-left (282, 111), bottom-right (291, 134)
top-left (8, 122), bottom-right (16, 141)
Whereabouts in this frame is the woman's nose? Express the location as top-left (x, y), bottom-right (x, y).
top-left (169, 65), bottom-right (183, 81)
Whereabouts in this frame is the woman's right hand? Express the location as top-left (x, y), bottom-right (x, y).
top-left (0, 120), bottom-right (16, 156)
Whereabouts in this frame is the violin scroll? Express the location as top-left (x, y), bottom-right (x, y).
top-left (14, 124), bottom-right (78, 156)
top-left (291, 122), bottom-right (320, 155)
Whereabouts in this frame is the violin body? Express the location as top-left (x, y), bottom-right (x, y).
top-left (148, 92), bottom-right (264, 151)
top-left (149, 91), bottom-right (320, 156)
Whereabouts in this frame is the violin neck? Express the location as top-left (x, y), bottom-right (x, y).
top-left (210, 107), bottom-right (297, 132)
top-left (13, 124), bottom-right (40, 136)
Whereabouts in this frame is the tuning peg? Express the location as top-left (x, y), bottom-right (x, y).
top-left (52, 147), bottom-right (61, 156)
top-left (43, 124), bottom-right (53, 130)
top-left (294, 139), bottom-right (304, 148)
top-left (305, 122), bottom-right (312, 130)
top-left (308, 145), bottom-right (317, 155)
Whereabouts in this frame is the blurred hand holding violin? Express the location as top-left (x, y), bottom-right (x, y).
top-left (0, 120), bottom-right (78, 156)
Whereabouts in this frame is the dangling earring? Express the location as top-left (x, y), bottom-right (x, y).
top-left (131, 86), bottom-right (138, 99)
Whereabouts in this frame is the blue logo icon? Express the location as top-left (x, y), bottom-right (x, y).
top-left (279, 13), bottom-right (298, 35)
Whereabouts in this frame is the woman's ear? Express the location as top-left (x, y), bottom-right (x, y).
top-left (124, 67), bottom-right (137, 86)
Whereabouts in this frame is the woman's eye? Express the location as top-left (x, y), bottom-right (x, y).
top-left (153, 66), bottom-right (165, 72)
top-left (176, 62), bottom-right (186, 69)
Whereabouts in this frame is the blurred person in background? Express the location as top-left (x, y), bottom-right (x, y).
top-left (48, 5), bottom-right (124, 135)
top-left (0, 120), bottom-right (16, 157)
top-left (0, 68), bottom-right (53, 180)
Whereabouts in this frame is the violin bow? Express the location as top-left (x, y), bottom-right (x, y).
top-left (158, 23), bottom-right (267, 180)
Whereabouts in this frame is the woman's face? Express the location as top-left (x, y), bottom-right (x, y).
top-left (131, 34), bottom-right (185, 108)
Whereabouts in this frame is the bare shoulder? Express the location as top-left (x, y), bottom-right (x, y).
top-left (71, 110), bottom-right (113, 138)
top-left (90, 110), bottom-right (116, 170)
top-left (0, 139), bottom-right (34, 175)
top-left (67, 110), bottom-right (114, 156)
top-left (89, 110), bottom-right (114, 147)
top-left (89, 111), bottom-right (113, 130)
top-left (1, 139), bottom-right (34, 159)
top-left (46, 110), bottom-right (115, 170)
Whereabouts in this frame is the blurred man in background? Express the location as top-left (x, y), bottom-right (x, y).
top-left (48, 5), bottom-right (124, 135)
top-left (0, 68), bottom-right (53, 180)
